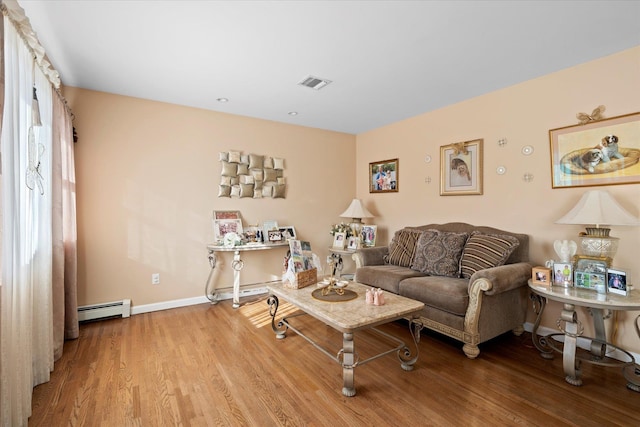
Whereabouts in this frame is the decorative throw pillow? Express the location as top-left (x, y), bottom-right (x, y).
top-left (221, 161), bottom-right (237, 177)
top-left (228, 151), bottom-right (241, 163)
top-left (263, 168), bottom-right (277, 182)
top-left (239, 184), bottom-right (254, 198)
top-left (262, 185), bottom-right (273, 197)
top-left (384, 228), bottom-right (422, 267)
top-left (254, 179), bottom-right (263, 190)
top-left (237, 163), bottom-right (249, 175)
top-left (273, 184), bottom-right (286, 198)
top-left (219, 152), bottom-right (229, 161)
top-left (263, 156), bottom-right (274, 169)
top-left (249, 154), bottom-right (264, 169)
top-left (460, 232), bottom-right (520, 279)
top-left (230, 185), bottom-right (241, 197)
top-left (240, 154), bottom-right (249, 165)
top-left (251, 169), bottom-right (264, 181)
top-left (273, 157), bottom-right (285, 170)
top-left (220, 176), bottom-right (231, 186)
top-left (411, 230), bottom-right (469, 277)
top-left (240, 175), bottom-right (255, 185)
top-left (218, 185), bottom-right (231, 198)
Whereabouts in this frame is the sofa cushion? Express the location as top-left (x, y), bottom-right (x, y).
top-left (355, 265), bottom-right (425, 294)
top-left (460, 232), bottom-right (520, 279)
top-left (411, 229), bottom-right (469, 277)
top-left (384, 228), bottom-right (422, 267)
top-left (399, 276), bottom-right (469, 316)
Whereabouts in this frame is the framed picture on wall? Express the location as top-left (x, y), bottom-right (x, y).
top-left (369, 158), bottom-right (399, 193)
top-left (440, 139), bottom-right (483, 196)
top-left (549, 112), bottom-right (640, 188)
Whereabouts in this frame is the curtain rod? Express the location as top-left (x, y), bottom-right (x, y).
top-left (1, 0), bottom-right (74, 120)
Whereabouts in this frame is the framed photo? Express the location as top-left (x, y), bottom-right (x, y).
top-left (346, 236), bottom-right (358, 250)
top-left (607, 268), bottom-right (628, 296)
top-left (369, 158), bottom-right (398, 193)
top-left (574, 270), bottom-right (606, 292)
top-left (440, 139), bottom-right (483, 196)
top-left (263, 220), bottom-right (279, 240)
top-left (279, 226), bottom-right (296, 240)
top-left (549, 111), bottom-right (640, 189)
top-left (213, 218), bottom-right (243, 243)
top-left (361, 225), bottom-right (377, 247)
top-left (332, 232), bottom-right (346, 248)
top-left (532, 266), bottom-right (551, 286)
top-left (213, 210), bottom-right (240, 220)
top-left (267, 229), bottom-right (283, 243)
top-left (552, 262), bottom-right (573, 287)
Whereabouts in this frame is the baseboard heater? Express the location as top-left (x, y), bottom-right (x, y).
top-left (78, 299), bottom-right (131, 322)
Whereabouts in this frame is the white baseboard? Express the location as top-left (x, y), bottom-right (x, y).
top-left (130, 287), bottom-right (270, 315)
top-left (523, 321), bottom-right (639, 364)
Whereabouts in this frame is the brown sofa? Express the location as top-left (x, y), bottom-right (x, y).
top-left (353, 222), bottom-right (531, 359)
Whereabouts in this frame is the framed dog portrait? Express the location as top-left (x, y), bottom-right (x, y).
top-left (369, 159), bottom-right (398, 193)
top-left (549, 112), bottom-right (640, 189)
top-left (440, 139), bottom-right (483, 196)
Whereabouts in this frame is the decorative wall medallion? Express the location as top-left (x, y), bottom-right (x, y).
top-left (218, 151), bottom-right (286, 198)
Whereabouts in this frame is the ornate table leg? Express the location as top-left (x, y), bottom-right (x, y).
top-left (624, 314), bottom-right (640, 392)
top-left (267, 295), bottom-right (287, 339)
top-left (339, 332), bottom-right (357, 397)
top-left (588, 307), bottom-right (609, 358)
top-left (231, 250), bottom-right (245, 308)
top-left (530, 293), bottom-right (553, 359)
top-left (206, 249), bottom-right (219, 304)
top-left (398, 317), bottom-right (422, 371)
top-left (558, 303), bottom-right (583, 386)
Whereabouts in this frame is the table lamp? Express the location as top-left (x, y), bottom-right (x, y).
top-left (555, 190), bottom-right (640, 259)
top-left (339, 198), bottom-right (374, 248)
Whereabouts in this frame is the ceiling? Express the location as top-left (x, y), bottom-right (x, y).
top-left (18, 1), bottom-right (640, 135)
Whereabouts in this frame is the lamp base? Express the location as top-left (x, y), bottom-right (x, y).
top-left (580, 235), bottom-right (619, 259)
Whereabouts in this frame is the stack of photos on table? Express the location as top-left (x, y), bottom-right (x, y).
top-left (287, 239), bottom-right (314, 272)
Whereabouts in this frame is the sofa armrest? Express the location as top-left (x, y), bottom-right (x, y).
top-left (468, 262), bottom-right (533, 296)
top-left (353, 246), bottom-right (389, 268)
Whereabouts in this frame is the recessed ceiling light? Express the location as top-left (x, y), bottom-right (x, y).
top-left (217, 97), bottom-right (229, 103)
top-left (288, 111), bottom-right (298, 116)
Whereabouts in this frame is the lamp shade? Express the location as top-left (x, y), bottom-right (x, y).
top-left (555, 190), bottom-right (640, 227)
top-left (339, 198), bottom-right (373, 220)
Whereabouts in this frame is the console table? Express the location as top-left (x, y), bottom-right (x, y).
top-left (528, 281), bottom-right (640, 391)
top-left (206, 242), bottom-right (288, 308)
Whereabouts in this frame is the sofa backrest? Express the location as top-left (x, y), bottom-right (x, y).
top-left (411, 222), bottom-right (529, 264)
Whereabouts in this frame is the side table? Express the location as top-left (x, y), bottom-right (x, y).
top-left (206, 242), bottom-right (288, 308)
top-left (327, 247), bottom-right (357, 279)
top-left (528, 280), bottom-right (640, 391)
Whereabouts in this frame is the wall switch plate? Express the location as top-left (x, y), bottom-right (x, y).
top-left (152, 273), bottom-right (160, 285)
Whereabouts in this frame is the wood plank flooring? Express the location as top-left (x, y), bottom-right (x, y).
top-left (29, 295), bottom-right (640, 426)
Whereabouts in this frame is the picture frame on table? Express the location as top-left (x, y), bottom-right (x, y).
top-left (346, 236), bottom-right (358, 251)
top-left (361, 225), bottom-right (377, 247)
top-left (532, 266), bottom-right (551, 286)
top-left (213, 218), bottom-right (243, 244)
top-left (607, 268), bottom-right (628, 296)
top-left (369, 158), bottom-right (398, 193)
top-left (440, 139), bottom-right (483, 196)
top-left (213, 210), bottom-right (241, 220)
top-left (552, 262), bottom-right (573, 287)
top-left (263, 220), bottom-right (279, 241)
top-left (332, 232), bottom-right (346, 249)
top-left (549, 111), bottom-right (640, 189)
top-left (267, 229), bottom-right (283, 243)
top-left (279, 226), bottom-right (296, 240)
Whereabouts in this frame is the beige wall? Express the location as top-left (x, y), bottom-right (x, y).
top-left (67, 46), bottom-right (639, 352)
top-left (356, 46), bottom-right (640, 352)
top-left (64, 87), bottom-right (356, 308)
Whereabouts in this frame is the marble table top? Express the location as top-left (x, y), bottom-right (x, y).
top-left (267, 281), bottom-right (424, 333)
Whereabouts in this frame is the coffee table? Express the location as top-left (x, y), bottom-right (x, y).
top-left (267, 281), bottom-right (425, 396)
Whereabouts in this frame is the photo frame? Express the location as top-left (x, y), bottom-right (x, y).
top-left (267, 229), bottom-right (283, 243)
top-left (346, 236), bottom-right (358, 251)
top-left (213, 218), bottom-right (243, 244)
top-left (361, 225), bottom-right (377, 247)
top-left (532, 266), bottom-right (551, 286)
top-left (440, 139), bottom-right (483, 196)
top-left (332, 232), bottom-right (346, 249)
top-left (552, 262), bottom-right (573, 287)
top-left (549, 112), bottom-right (640, 188)
top-left (369, 158), bottom-right (398, 193)
top-left (279, 226), bottom-right (296, 240)
top-left (607, 268), bottom-right (628, 296)
top-left (213, 210), bottom-right (240, 220)
top-left (263, 220), bottom-right (279, 240)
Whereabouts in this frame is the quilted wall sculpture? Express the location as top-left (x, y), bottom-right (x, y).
top-left (218, 151), bottom-right (286, 198)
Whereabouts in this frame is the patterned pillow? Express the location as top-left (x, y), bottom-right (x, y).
top-left (411, 230), bottom-right (469, 277)
top-left (384, 228), bottom-right (422, 267)
top-left (460, 232), bottom-right (520, 279)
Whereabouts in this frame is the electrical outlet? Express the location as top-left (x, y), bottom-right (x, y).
top-left (152, 273), bottom-right (160, 285)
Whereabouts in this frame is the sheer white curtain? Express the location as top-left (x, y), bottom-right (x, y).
top-left (0, 15), bottom-right (54, 425)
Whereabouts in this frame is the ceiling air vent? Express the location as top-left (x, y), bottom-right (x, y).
top-left (298, 75), bottom-right (332, 90)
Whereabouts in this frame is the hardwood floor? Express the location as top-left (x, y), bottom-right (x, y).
top-left (29, 295), bottom-right (640, 426)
